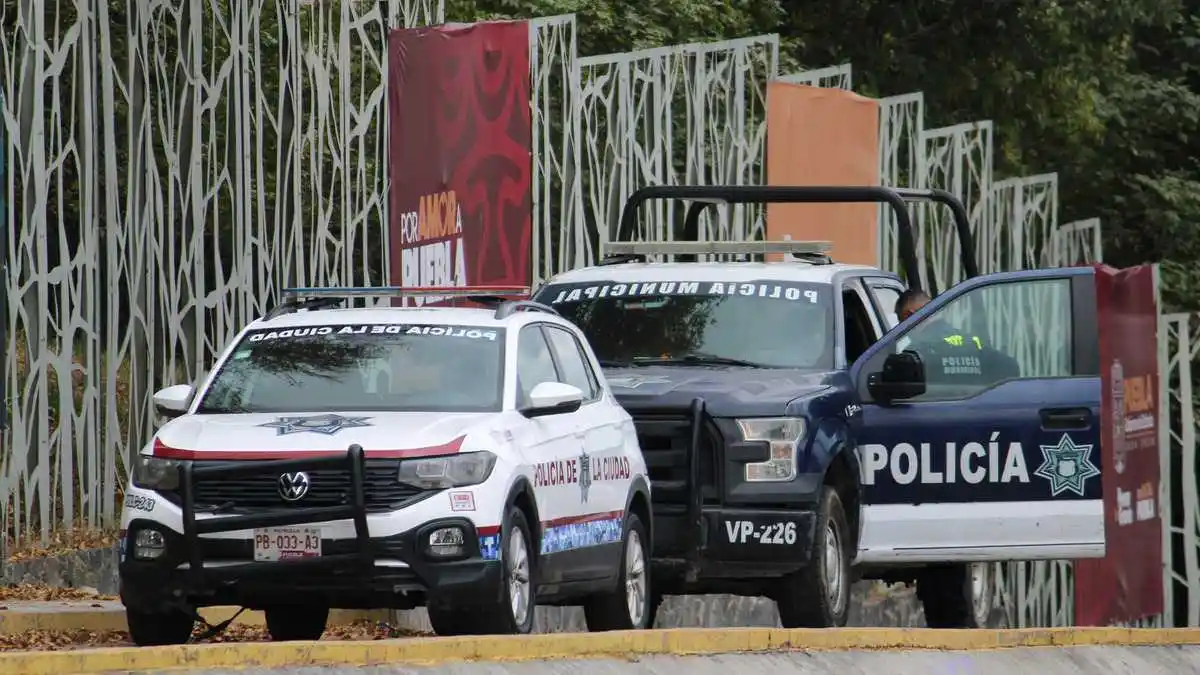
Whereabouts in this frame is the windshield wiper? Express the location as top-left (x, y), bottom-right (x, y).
top-left (633, 352), bottom-right (765, 368)
top-left (597, 359), bottom-right (638, 368)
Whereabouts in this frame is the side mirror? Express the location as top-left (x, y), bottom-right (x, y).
top-left (867, 349), bottom-right (926, 401)
top-left (153, 384), bottom-right (194, 419)
top-left (521, 381), bottom-right (584, 418)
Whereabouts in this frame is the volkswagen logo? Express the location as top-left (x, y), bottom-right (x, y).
top-left (277, 472), bottom-right (311, 502)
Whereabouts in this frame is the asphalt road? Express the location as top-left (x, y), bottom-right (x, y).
top-left (167, 646), bottom-right (1200, 675)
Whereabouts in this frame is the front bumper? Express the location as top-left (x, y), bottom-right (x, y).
top-left (120, 517), bottom-right (502, 611)
top-left (632, 400), bottom-right (819, 586)
top-left (651, 507), bottom-right (816, 577)
top-left (119, 445), bottom-right (503, 612)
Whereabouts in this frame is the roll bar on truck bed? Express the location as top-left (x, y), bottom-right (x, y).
top-left (607, 184), bottom-right (979, 294)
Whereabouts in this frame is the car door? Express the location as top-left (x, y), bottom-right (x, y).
top-left (542, 324), bottom-right (628, 580)
top-left (849, 267), bottom-right (1103, 564)
top-left (513, 323), bottom-right (581, 564)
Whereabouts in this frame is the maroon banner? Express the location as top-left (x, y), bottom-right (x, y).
top-left (1075, 263), bottom-right (1162, 625)
top-left (387, 21), bottom-right (532, 305)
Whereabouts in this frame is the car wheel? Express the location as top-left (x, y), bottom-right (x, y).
top-left (459, 504), bottom-right (537, 635)
top-left (497, 505), bottom-right (538, 634)
top-left (917, 563), bottom-right (999, 628)
top-left (774, 486), bottom-right (852, 628)
top-left (584, 512), bottom-right (651, 631)
top-left (125, 607), bottom-right (194, 646)
top-left (264, 605), bottom-right (329, 641)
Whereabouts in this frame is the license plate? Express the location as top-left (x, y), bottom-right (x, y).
top-left (722, 518), bottom-right (801, 546)
top-left (253, 526), bottom-right (322, 561)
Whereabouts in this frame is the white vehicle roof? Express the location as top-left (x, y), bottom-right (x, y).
top-left (544, 261), bottom-right (893, 285)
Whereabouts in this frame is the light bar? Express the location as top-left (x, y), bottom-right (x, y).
top-left (281, 285), bottom-right (529, 299)
top-left (603, 240), bottom-right (832, 257)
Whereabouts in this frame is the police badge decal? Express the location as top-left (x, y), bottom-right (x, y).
top-left (1034, 434), bottom-right (1101, 497)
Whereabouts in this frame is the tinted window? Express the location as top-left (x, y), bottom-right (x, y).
top-left (516, 325), bottom-right (559, 406)
top-left (536, 279), bottom-right (833, 369)
top-left (898, 278), bottom-right (1073, 401)
top-left (544, 326), bottom-right (600, 399)
top-left (197, 323), bottom-right (505, 413)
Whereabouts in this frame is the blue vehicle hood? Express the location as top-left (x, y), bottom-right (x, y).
top-left (602, 365), bottom-right (837, 418)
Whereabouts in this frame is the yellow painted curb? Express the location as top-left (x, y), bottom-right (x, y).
top-left (0, 606), bottom-right (389, 635)
top-left (3, 626), bottom-right (1200, 674)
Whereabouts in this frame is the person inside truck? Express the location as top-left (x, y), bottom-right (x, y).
top-left (894, 289), bottom-right (1021, 384)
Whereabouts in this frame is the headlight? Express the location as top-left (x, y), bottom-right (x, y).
top-left (398, 451), bottom-right (497, 489)
top-left (131, 455), bottom-right (181, 491)
top-left (736, 417), bottom-right (805, 483)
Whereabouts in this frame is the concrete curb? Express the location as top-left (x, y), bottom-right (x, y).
top-left (0, 602), bottom-right (389, 635)
top-left (3, 627), bottom-right (1200, 674)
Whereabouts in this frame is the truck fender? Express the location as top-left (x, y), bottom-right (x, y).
top-left (810, 416), bottom-right (863, 552)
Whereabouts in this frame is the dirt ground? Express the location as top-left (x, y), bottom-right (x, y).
top-left (0, 583), bottom-right (428, 652)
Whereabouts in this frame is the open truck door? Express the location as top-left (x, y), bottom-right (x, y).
top-left (849, 265), bottom-right (1103, 563)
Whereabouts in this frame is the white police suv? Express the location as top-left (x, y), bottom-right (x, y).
top-left (118, 287), bottom-right (652, 645)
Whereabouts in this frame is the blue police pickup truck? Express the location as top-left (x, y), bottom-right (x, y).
top-left (532, 185), bottom-right (1104, 628)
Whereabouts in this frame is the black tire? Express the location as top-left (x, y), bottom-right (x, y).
top-left (264, 606), bottom-right (329, 641)
top-left (774, 486), bottom-right (852, 628)
top-left (438, 505), bottom-right (538, 635)
top-left (917, 563), bottom-right (998, 628)
top-left (427, 607), bottom-right (477, 636)
top-left (584, 513), bottom-right (651, 631)
top-left (125, 608), bottom-right (194, 646)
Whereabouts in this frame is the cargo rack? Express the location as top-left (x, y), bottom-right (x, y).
top-left (263, 285), bottom-right (559, 321)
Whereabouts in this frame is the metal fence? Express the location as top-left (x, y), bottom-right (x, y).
top-left (2, 1), bottom-right (1195, 630)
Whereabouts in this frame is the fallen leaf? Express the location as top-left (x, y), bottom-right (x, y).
top-left (0, 620), bottom-right (430, 652)
top-left (0, 584), bottom-right (115, 602)
top-left (4, 526), bottom-right (119, 563)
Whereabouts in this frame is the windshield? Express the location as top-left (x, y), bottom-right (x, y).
top-left (196, 323), bottom-right (505, 414)
top-left (536, 279), bottom-right (833, 369)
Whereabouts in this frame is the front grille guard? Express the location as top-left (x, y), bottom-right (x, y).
top-left (177, 443), bottom-right (373, 585)
top-left (683, 398), bottom-right (706, 577)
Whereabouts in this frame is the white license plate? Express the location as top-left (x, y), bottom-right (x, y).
top-left (253, 526), bottom-right (322, 562)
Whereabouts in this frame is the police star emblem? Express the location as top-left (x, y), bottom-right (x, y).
top-left (1034, 434), bottom-right (1100, 497)
top-left (579, 448), bottom-right (593, 503)
top-left (259, 413), bottom-right (373, 436)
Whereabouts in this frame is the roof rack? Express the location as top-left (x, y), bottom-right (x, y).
top-left (264, 285), bottom-right (530, 321)
top-left (494, 300), bottom-right (560, 320)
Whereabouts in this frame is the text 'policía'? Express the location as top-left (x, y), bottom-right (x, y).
top-left (859, 433), bottom-right (1030, 485)
top-left (246, 324), bottom-right (499, 342)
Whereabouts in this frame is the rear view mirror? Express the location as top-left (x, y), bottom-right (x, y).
top-left (867, 350), bottom-right (926, 401)
top-left (521, 381), bottom-right (585, 418)
top-left (153, 384), bottom-right (194, 419)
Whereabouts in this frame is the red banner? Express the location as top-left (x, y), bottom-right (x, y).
top-left (387, 21), bottom-right (533, 305)
top-left (1075, 263), bottom-right (1163, 625)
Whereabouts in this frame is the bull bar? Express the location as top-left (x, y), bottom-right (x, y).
top-left (177, 443), bottom-right (373, 585)
top-left (683, 397), bottom-right (706, 577)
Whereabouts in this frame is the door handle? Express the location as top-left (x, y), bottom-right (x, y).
top-left (1039, 407), bottom-right (1091, 430)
